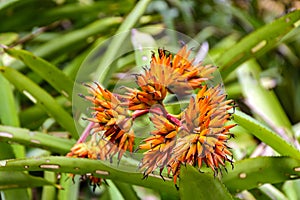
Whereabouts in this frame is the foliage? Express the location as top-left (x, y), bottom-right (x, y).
top-left (0, 0), bottom-right (300, 199)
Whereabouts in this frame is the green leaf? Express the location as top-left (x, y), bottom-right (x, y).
top-left (223, 157), bottom-right (300, 193)
top-left (0, 156), bottom-right (179, 199)
top-left (58, 173), bottom-right (80, 200)
top-left (180, 165), bottom-right (233, 200)
top-left (0, 66), bottom-right (78, 139)
top-left (237, 59), bottom-right (293, 137)
top-left (216, 10), bottom-right (300, 78)
top-left (4, 47), bottom-right (74, 100)
top-left (7, 17), bottom-right (122, 70)
top-left (0, 32), bottom-right (18, 46)
top-left (0, 72), bottom-right (29, 199)
top-left (2, 156), bottom-right (300, 198)
top-left (33, 17), bottom-right (123, 61)
top-left (233, 110), bottom-right (300, 160)
top-left (95, 0), bottom-right (151, 84)
top-left (0, 74), bottom-right (19, 126)
top-left (19, 96), bottom-right (68, 130)
top-left (258, 184), bottom-right (288, 200)
top-left (0, 0), bottom-right (19, 11)
top-left (107, 180), bottom-right (125, 200)
top-left (131, 29), bottom-right (157, 67)
top-left (41, 171), bottom-right (57, 200)
top-left (0, 125), bottom-right (75, 154)
top-left (0, 171), bottom-right (58, 190)
top-left (283, 179), bottom-right (300, 200)
top-left (113, 181), bottom-right (140, 200)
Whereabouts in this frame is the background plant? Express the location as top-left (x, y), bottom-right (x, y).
top-left (0, 0), bottom-right (300, 199)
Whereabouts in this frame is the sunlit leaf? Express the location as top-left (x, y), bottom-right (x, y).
top-left (0, 156), bottom-right (179, 198)
top-left (233, 110), bottom-right (300, 160)
top-left (0, 125), bottom-right (75, 154)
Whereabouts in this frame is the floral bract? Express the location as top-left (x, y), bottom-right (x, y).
top-left (67, 45), bottom-right (235, 187)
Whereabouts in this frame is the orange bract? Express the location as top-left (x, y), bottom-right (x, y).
top-left (83, 83), bottom-right (135, 159)
top-left (66, 137), bottom-right (111, 187)
top-left (123, 46), bottom-right (216, 110)
top-left (67, 45), bottom-right (235, 187)
top-left (168, 85), bottom-right (235, 183)
top-left (138, 85), bottom-right (235, 185)
top-left (139, 114), bottom-right (178, 177)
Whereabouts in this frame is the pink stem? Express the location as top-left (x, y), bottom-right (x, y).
top-left (132, 109), bottom-right (149, 120)
top-left (167, 113), bottom-right (181, 127)
top-left (77, 122), bottom-right (95, 144)
top-left (149, 105), bottom-right (182, 126)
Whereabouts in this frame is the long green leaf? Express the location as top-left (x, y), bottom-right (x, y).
top-left (9, 17), bottom-right (122, 70)
top-left (216, 10), bottom-right (300, 78)
top-left (237, 59), bottom-right (293, 137)
top-left (41, 171), bottom-right (56, 200)
top-left (0, 0), bottom-right (21, 11)
top-left (33, 17), bottom-right (123, 60)
top-left (0, 74), bottom-right (19, 126)
top-left (0, 171), bottom-right (59, 190)
top-left (1, 156), bottom-right (300, 196)
top-left (95, 0), bottom-right (151, 84)
top-left (0, 70), bottom-right (29, 199)
top-left (107, 180), bottom-right (125, 200)
top-left (131, 29), bottom-right (157, 67)
top-left (180, 165), bottom-right (233, 200)
top-left (114, 181), bottom-right (140, 200)
top-left (0, 66), bottom-right (78, 139)
top-left (223, 156), bottom-right (300, 193)
top-left (233, 110), bottom-right (300, 160)
top-left (0, 156), bottom-right (179, 198)
top-left (4, 47), bottom-right (74, 100)
top-left (19, 96), bottom-right (67, 129)
top-left (58, 173), bottom-right (80, 200)
top-left (0, 125), bottom-right (75, 154)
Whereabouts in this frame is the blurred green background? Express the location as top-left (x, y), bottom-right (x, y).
top-left (1, 0), bottom-right (300, 199)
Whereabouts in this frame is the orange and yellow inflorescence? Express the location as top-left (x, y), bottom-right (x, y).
top-left (67, 45), bottom-right (235, 188)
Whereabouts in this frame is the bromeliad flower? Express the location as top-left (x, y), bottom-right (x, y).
top-left (170, 46), bottom-right (217, 93)
top-left (66, 135), bottom-right (110, 188)
top-left (123, 46), bottom-right (216, 110)
top-left (139, 114), bottom-right (179, 178)
top-left (81, 82), bottom-right (135, 159)
top-left (168, 85), bottom-right (235, 184)
top-left (67, 44), bottom-right (235, 189)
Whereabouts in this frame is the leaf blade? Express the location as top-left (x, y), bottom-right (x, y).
top-left (216, 10), bottom-right (300, 78)
top-left (4, 48), bottom-right (74, 100)
top-left (180, 165), bottom-right (233, 200)
top-left (0, 125), bottom-right (75, 154)
top-left (223, 156), bottom-right (300, 193)
top-left (0, 66), bottom-right (78, 139)
top-left (233, 110), bottom-right (300, 160)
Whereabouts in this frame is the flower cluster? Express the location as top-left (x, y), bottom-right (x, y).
top-left (67, 45), bottom-right (235, 188)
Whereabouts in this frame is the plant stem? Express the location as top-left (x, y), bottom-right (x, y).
top-left (77, 122), bottom-right (95, 144)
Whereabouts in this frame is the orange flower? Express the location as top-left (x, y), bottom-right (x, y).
top-left (139, 114), bottom-right (178, 178)
top-left (168, 85), bottom-right (235, 184)
top-left (171, 46), bottom-right (216, 90)
top-left (67, 45), bottom-right (235, 189)
top-left (66, 136), bottom-right (109, 186)
top-left (81, 83), bottom-right (135, 159)
top-left (123, 46), bottom-right (216, 110)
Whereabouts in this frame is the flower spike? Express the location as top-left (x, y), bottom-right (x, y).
top-left (67, 45), bottom-right (235, 188)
